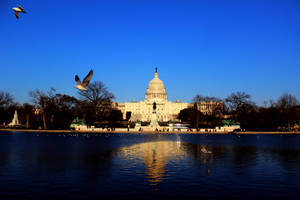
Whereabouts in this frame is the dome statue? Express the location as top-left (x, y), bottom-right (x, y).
top-left (145, 68), bottom-right (167, 102)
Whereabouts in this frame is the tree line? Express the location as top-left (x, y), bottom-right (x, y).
top-left (178, 92), bottom-right (300, 131)
top-left (1, 82), bottom-right (300, 131)
top-left (0, 81), bottom-right (123, 130)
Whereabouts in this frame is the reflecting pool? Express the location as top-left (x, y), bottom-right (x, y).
top-left (0, 132), bottom-right (300, 199)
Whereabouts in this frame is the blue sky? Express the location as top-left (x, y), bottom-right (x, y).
top-left (0, 0), bottom-right (300, 105)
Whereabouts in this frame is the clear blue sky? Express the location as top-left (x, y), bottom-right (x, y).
top-left (1, 0), bottom-right (300, 105)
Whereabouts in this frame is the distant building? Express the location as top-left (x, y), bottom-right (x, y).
top-left (117, 68), bottom-right (189, 122)
top-left (116, 68), bottom-right (223, 122)
top-left (195, 101), bottom-right (223, 115)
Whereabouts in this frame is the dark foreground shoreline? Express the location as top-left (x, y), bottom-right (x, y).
top-left (1, 128), bottom-right (299, 134)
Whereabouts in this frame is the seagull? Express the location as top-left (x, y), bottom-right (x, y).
top-left (75, 69), bottom-right (93, 91)
top-left (12, 5), bottom-right (26, 19)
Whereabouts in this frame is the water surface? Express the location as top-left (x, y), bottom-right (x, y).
top-left (0, 132), bottom-right (300, 199)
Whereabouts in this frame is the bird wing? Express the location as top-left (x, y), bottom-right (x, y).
top-left (82, 70), bottom-right (93, 87)
top-left (18, 5), bottom-right (26, 13)
top-left (75, 75), bottom-right (81, 84)
top-left (14, 11), bottom-right (19, 19)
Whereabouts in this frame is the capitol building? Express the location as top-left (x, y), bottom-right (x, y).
top-left (117, 68), bottom-right (192, 122)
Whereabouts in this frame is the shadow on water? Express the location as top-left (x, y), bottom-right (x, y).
top-left (1, 132), bottom-right (300, 199)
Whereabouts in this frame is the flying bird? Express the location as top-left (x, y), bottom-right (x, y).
top-left (74, 70), bottom-right (93, 91)
top-left (12, 5), bottom-right (26, 19)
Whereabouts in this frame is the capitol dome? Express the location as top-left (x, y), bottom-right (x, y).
top-left (145, 68), bottom-right (167, 102)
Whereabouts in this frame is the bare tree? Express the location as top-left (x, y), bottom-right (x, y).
top-left (21, 103), bottom-right (34, 128)
top-left (277, 93), bottom-right (299, 110)
top-left (29, 88), bottom-right (56, 129)
top-left (78, 81), bottom-right (115, 105)
top-left (225, 91), bottom-right (256, 128)
top-left (78, 81), bottom-right (115, 121)
top-left (225, 91), bottom-right (254, 112)
top-left (0, 91), bottom-right (15, 125)
top-left (0, 91), bottom-right (14, 107)
top-left (276, 93), bottom-right (299, 129)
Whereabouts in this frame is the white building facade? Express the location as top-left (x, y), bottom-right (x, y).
top-left (117, 69), bottom-right (192, 122)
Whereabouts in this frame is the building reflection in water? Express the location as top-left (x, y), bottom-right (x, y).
top-left (118, 140), bottom-right (214, 186)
